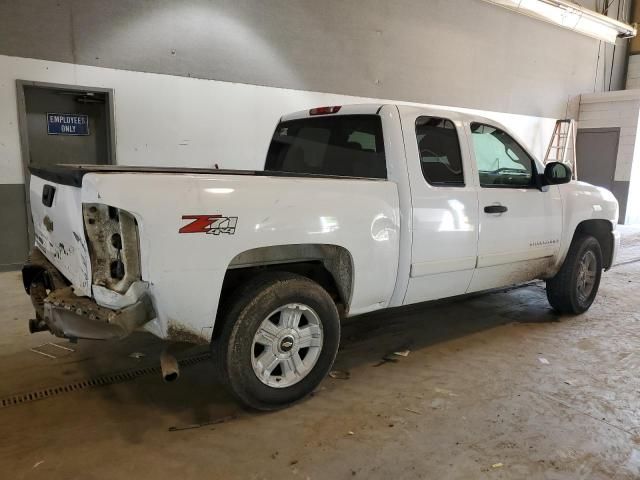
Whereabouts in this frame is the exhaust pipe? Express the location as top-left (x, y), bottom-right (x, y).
top-left (160, 350), bottom-right (179, 382)
top-left (29, 318), bottom-right (50, 333)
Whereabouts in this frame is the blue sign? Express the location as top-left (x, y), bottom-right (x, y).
top-left (47, 113), bottom-right (90, 136)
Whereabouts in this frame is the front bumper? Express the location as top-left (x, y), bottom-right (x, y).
top-left (23, 248), bottom-right (155, 341)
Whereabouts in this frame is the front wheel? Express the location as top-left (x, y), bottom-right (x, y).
top-left (213, 272), bottom-right (340, 410)
top-left (546, 235), bottom-right (603, 314)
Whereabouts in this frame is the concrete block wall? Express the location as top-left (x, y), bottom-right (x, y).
top-left (578, 90), bottom-right (640, 224)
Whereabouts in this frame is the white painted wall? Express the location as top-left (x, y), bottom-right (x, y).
top-left (0, 54), bottom-right (557, 186)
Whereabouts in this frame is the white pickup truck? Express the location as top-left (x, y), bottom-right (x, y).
top-left (23, 103), bottom-right (619, 410)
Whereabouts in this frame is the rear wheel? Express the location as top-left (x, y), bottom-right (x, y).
top-left (546, 235), bottom-right (602, 314)
top-left (213, 272), bottom-right (340, 410)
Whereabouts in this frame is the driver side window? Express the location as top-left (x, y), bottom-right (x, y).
top-left (471, 123), bottom-right (534, 187)
top-left (415, 116), bottom-right (464, 187)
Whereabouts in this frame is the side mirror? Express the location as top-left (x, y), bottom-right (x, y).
top-left (544, 162), bottom-right (572, 185)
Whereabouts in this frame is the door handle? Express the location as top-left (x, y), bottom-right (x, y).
top-left (484, 204), bottom-right (508, 214)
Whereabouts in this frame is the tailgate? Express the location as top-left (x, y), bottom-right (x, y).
top-left (29, 174), bottom-right (91, 296)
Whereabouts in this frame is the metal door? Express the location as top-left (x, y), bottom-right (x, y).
top-left (576, 128), bottom-right (619, 192)
top-left (2, 81), bottom-right (115, 270)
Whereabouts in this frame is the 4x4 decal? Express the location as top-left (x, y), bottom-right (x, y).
top-left (179, 215), bottom-right (238, 235)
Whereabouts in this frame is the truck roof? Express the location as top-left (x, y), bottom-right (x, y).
top-left (280, 103), bottom-right (503, 128)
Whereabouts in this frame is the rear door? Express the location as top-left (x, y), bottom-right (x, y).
top-left (466, 122), bottom-right (562, 292)
top-left (399, 107), bottom-right (479, 304)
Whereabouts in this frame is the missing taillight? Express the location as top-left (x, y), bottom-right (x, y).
top-left (83, 204), bottom-right (141, 293)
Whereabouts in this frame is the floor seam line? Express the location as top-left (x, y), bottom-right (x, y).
top-left (536, 391), bottom-right (636, 436)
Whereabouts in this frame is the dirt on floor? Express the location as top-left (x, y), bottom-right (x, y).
top-left (1, 229), bottom-right (640, 479)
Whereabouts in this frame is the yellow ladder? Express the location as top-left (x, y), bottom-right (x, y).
top-left (544, 119), bottom-right (577, 179)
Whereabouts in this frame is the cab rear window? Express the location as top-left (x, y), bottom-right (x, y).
top-left (265, 115), bottom-right (387, 179)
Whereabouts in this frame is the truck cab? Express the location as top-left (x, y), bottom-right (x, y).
top-left (267, 104), bottom-right (618, 304)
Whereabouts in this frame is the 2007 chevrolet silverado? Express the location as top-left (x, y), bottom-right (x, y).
top-left (23, 104), bottom-right (620, 410)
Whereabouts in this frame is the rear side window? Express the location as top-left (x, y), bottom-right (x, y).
top-left (415, 117), bottom-right (464, 186)
top-left (265, 115), bottom-right (387, 179)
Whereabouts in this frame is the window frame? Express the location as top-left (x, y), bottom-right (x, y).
top-left (414, 115), bottom-right (466, 188)
top-left (470, 122), bottom-right (540, 189)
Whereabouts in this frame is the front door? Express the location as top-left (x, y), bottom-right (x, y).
top-left (401, 108), bottom-right (479, 305)
top-left (467, 122), bottom-right (563, 292)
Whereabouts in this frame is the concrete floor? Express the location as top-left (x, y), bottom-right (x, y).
top-left (1, 227), bottom-right (640, 479)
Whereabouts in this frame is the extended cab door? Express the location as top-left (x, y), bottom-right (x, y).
top-left (398, 107), bottom-right (479, 305)
top-left (466, 122), bottom-right (563, 292)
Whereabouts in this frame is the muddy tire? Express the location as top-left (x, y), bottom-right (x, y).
top-left (213, 272), bottom-right (340, 410)
top-left (546, 235), bottom-right (603, 314)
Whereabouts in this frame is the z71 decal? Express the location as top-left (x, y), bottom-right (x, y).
top-left (179, 215), bottom-right (238, 235)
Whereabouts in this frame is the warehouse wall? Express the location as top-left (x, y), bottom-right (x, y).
top-left (0, 54), bottom-right (558, 183)
top-left (627, 55), bottom-right (640, 89)
top-left (0, 0), bottom-right (628, 119)
top-left (0, 54), bottom-right (559, 269)
top-left (0, 0), bottom-right (632, 267)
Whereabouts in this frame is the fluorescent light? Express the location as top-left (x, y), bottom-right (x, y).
top-left (482, 0), bottom-right (636, 44)
top-left (205, 187), bottom-right (234, 194)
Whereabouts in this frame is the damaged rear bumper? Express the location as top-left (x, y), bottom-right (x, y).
top-left (23, 248), bottom-right (155, 341)
top-left (44, 287), bottom-right (155, 340)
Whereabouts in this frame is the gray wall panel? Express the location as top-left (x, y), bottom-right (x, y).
top-left (0, 184), bottom-right (28, 270)
top-left (0, 0), bottom-right (625, 118)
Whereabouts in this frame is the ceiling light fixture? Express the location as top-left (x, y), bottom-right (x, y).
top-left (482, 0), bottom-right (636, 44)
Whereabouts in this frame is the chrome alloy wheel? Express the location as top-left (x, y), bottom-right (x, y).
top-left (251, 303), bottom-right (323, 388)
top-left (576, 250), bottom-right (597, 302)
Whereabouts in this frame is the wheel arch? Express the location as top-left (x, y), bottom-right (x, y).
top-left (571, 219), bottom-right (615, 270)
top-left (213, 244), bottom-right (354, 341)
